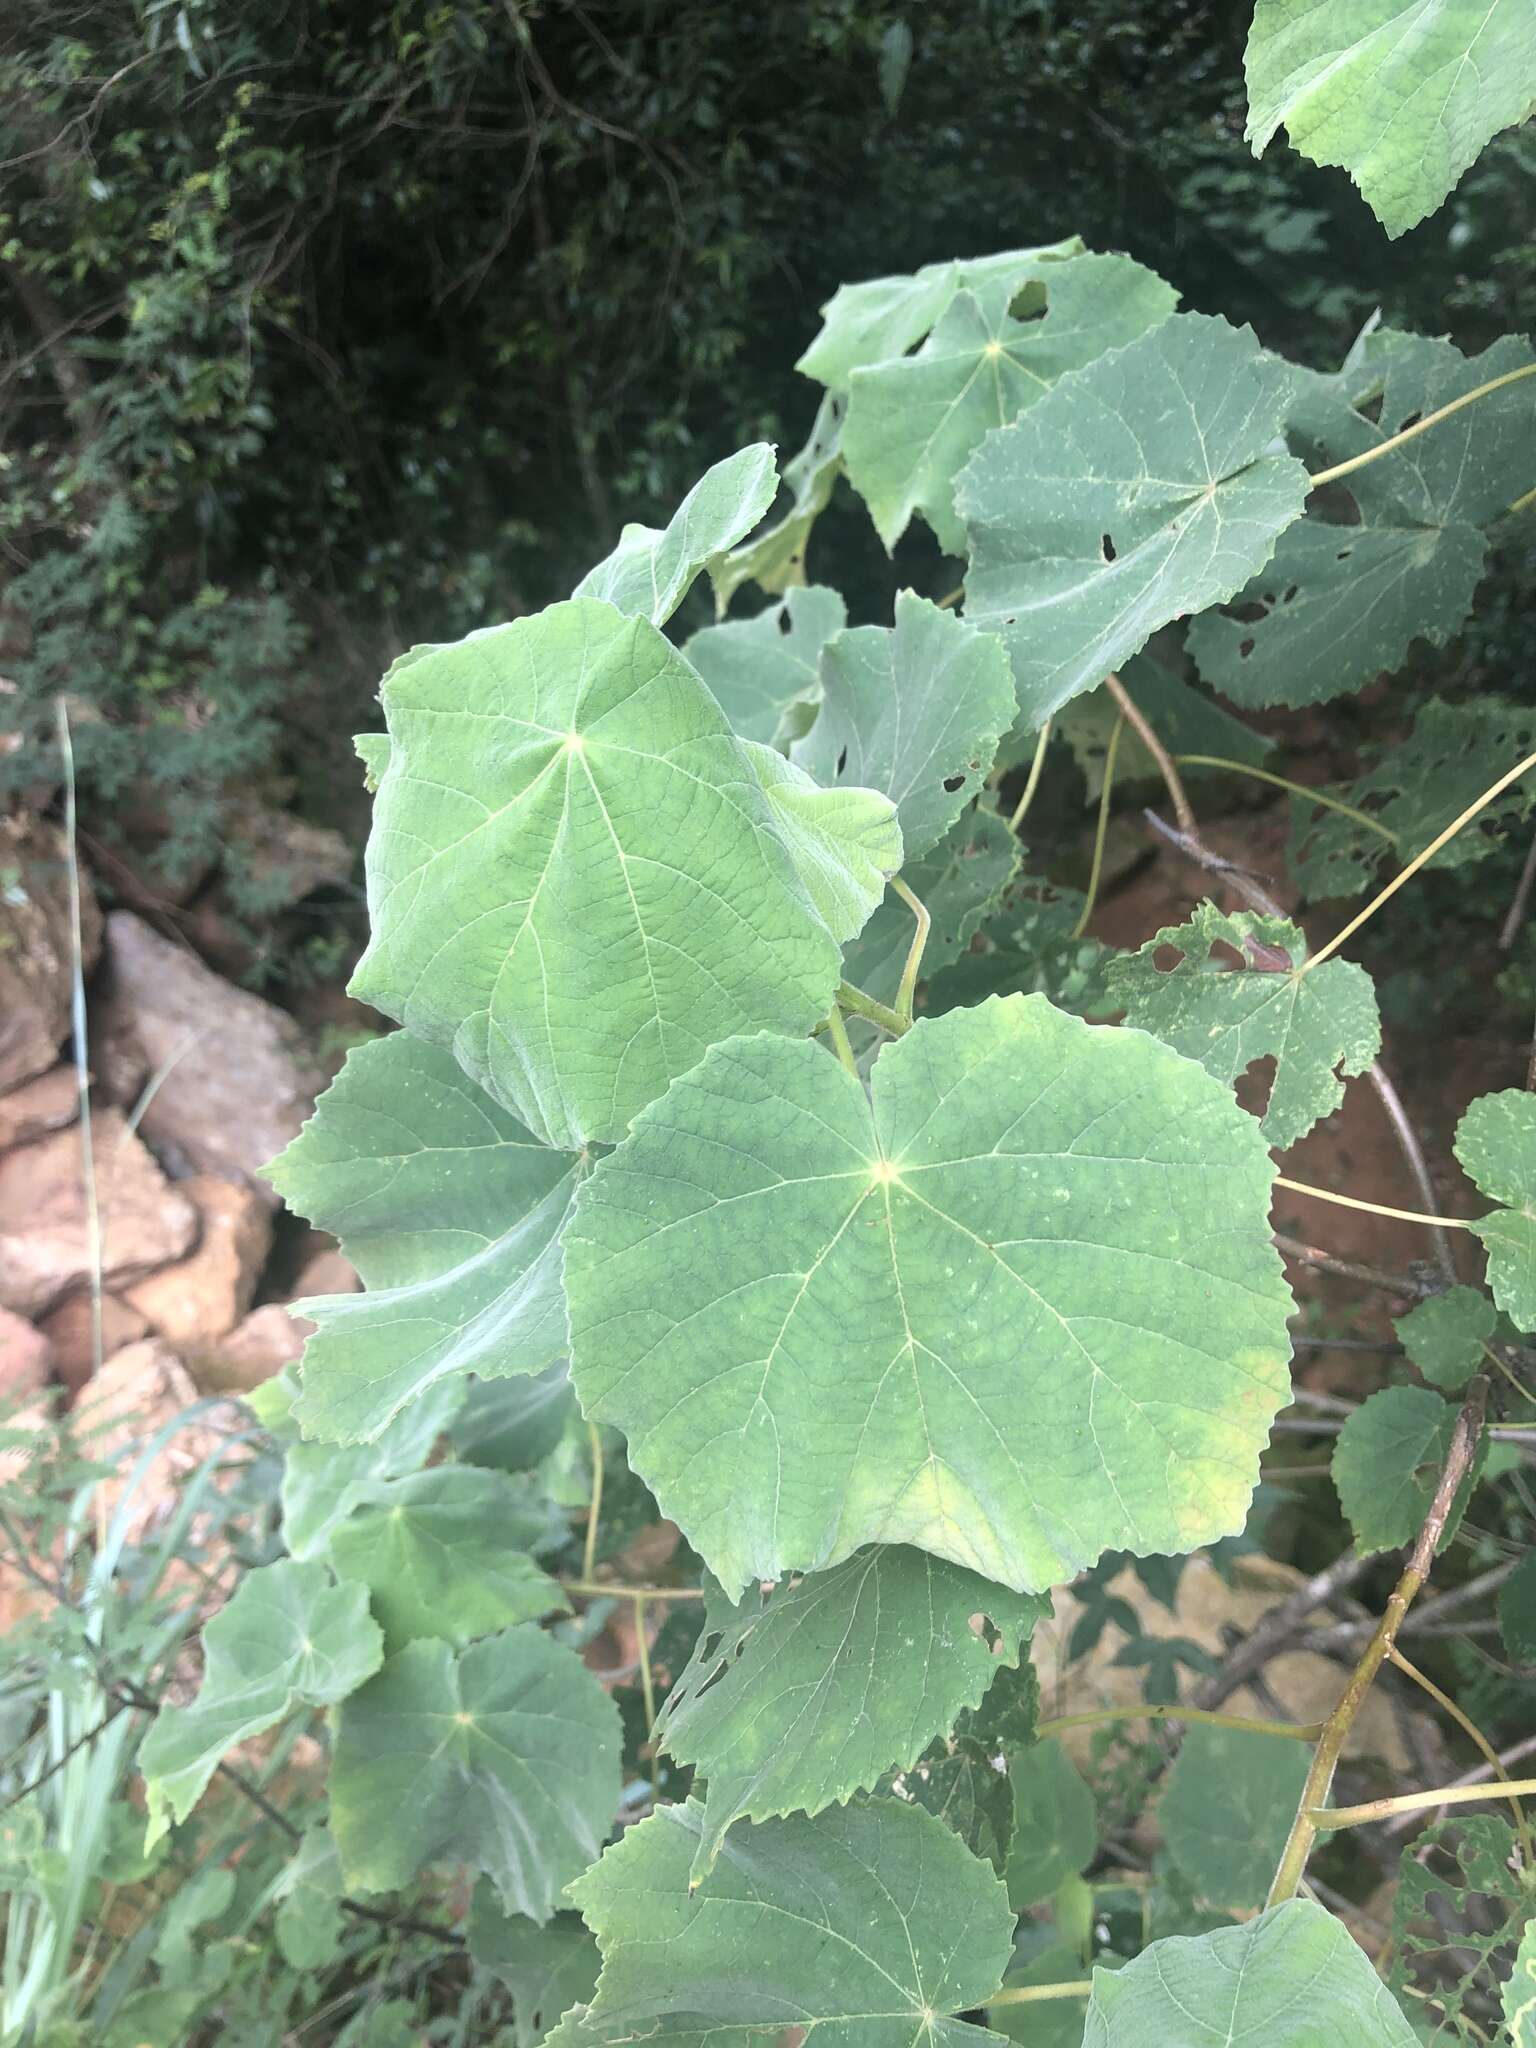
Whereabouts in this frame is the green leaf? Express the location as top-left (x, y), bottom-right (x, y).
top-left (1159, 1726), bottom-right (1311, 1910)
top-left (1395, 1286), bottom-right (1496, 1391)
top-left (274, 1825), bottom-right (346, 1973)
top-left (929, 874), bottom-right (1112, 1022)
top-left (1331, 1385), bottom-right (1482, 1556)
top-left (1457, 1089), bottom-right (1536, 1331)
top-left (990, 1942), bottom-right (1098, 2047)
top-left (140, 1560), bottom-right (383, 1846)
top-left (268, 1031), bottom-right (583, 1442)
top-left (1389, 1816), bottom-right (1528, 2035)
top-left (842, 251), bottom-right (1177, 553)
top-left (279, 1379), bottom-right (465, 1559)
top-left (839, 805), bottom-right (1020, 1003)
top-left (957, 315), bottom-right (1309, 726)
top-left (1500, 1554), bottom-right (1536, 1666)
top-left (792, 592), bottom-right (1015, 862)
top-left (452, 1363), bottom-right (575, 1473)
top-left (330, 1625), bottom-right (620, 1922)
top-left (683, 583), bottom-right (846, 745)
top-left (653, 1545), bottom-right (1047, 1879)
top-left (566, 993), bottom-right (1292, 1599)
top-left (467, 1890), bottom-right (600, 2048)
top-left (559, 1796), bottom-right (1014, 2048)
top-left (709, 396), bottom-right (846, 612)
top-left (1006, 1738), bottom-right (1097, 1908)
top-left (574, 444), bottom-right (777, 625)
top-left (326, 1465), bottom-right (568, 1652)
top-left (1084, 1898), bottom-right (1417, 2044)
top-left (1507, 1917), bottom-right (1536, 2044)
top-left (349, 598), bottom-right (841, 1151)
top-left (743, 743), bottom-right (903, 943)
top-left (1106, 905), bottom-right (1380, 1150)
top-left (1244, 0), bottom-right (1536, 238)
top-left (895, 1738), bottom-right (1015, 1873)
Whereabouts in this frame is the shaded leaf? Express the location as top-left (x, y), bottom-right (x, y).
top-left (840, 804), bottom-right (1020, 1003)
top-left (683, 582), bottom-right (846, 744)
top-left (1159, 1725), bottom-right (1311, 1909)
top-left (274, 1825), bottom-right (346, 1973)
top-left (279, 1378), bottom-right (466, 1559)
top-left (1396, 1286), bottom-right (1496, 1391)
top-left (744, 742), bottom-right (903, 943)
top-left (1457, 1088), bottom-right (1536, 1331)
top-left (1054, 652), bottom-right (1272, 802)
top-left (896, 1739), bottom-right (1014, 1872)
top-left (1390, 1816), bottom-right (1528, 2037)
top-left (574, 444), bottom-right (777, 626)
top-left (468, 1890), bottom-right (600, 2048)
top-left (1007, 1737), bottom-right (1096, 1908)
top-left (1331, 1385), bottom-right (1482, 1556)
top-left (1499, 1551), bottom-right (1536, 1666)
top-left (451, 1362), bottom-right (575, 1474)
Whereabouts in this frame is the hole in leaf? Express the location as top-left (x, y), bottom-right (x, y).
top-left (1101, 533), bottom-right (1117, 563)
top-left (942, 772), bottom-right (966, 792)
top-left (1358, 392), bottom-right (1385, 424)
top-left (834, 746), bottom-right (849, 776)
top-left (1238, 637), bottom-right (1255, 658)
top-left (1234, 1053), bottom-right (1278, 1122)
top-left (1151, 942), bottom-right (1190, 973)
top-left (1397, 409), bottom-right (1422, 431)
top-left (777, 609), bottom-right (793, 636)
top-left (1282, 584), bottom-right (1298, 604)
top-left (1336, 548), bottom-right (1352, 561)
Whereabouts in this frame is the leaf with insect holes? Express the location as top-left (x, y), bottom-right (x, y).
top-left (840, 805), bottom-right (1021, 1004)
top-left (348, 599), bottom-right (841, 1151)
top-left (1331, 1386), bottom-right (1484, 1556)
top-left (743, 743), bottom-right (903, 943)
top-left (551, 1797), bottom-right (1014, 2048)
top-left (792, 592), bottom-right (1016, 862)
top-left (139, 1561), bottom-right (383, 1847)
top-left (894, 1737), bottom-right (1016, 1873)
top-left (1245, 0), bottom-right (1536, 239)
top-left (1457, 1090), bottom-right (1536, 1332)
top-left (1085, 1898), bottom-right (1418, 2044)
top-left (329, 1626), bottom-right (620, 1923)
top-left (653, 1546), bottom-right (1047, 1879)
top-left (1390, 1816), bottom-right (1528, 2037)
top-left (267, 1032), bottom-right (583, 1444)
top-left (1395, 1286), bottom-right (1496, 1391)
top-left (1159, 1726), bottom-right (1311, 1910)
top-left (956, 315), bottom-right (1309, 728)
top-left (1106, 905), bottom-right (1380, 1150)
top-left (574, 444), bottom-right (777, 625)
top-left (709, 396), bottom-right (846, 614)
top-left (683, 583), bottom-right (846, 745)
top-left (566, 997), bottom-right (1292, 1602)
top-left (842, 251), bottom-right (1177, 553)
top-left (468, 1891), bottom-right (600, 2048)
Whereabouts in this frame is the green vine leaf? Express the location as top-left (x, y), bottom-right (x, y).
top-left (709, 395), bottom-right (846, 612)
top-left (565, 993), bottom-right (1292, 1600)
top-left (743, 743), bottom-right (904, 943)
top-left (894, 1737), bottom-right (1017, 1873)
top-left (1106, 905), bottom-right (1381, 1150)
top-left (573, 444), bottom-right (777, 625)
top-left (451, 1363), bottom-right (575, 1474)
top-left (839, 805), bottom-right (1021, 1004)
top-left (792, 592), bottom-right (1015, 862)
top-left (139, 1560), bottom-right (384, 1847)
top-left (1006, 1737), bottom-right (1097, 1908)
top-left (1331, 1386), bottom-right (1483, 1556)
top-left (1456, 1089), bottom-right (1536, 1332)
top-left (348, 598), bottom-right (841, 1151)
top-left (268, 1032), bottom-right (582, 1443)
top-left (956, 315), bottom-right (1309, 727)
top-left (1395, 1286), bottom-right (1497, 1392)
top-left (1244, 0), bottom-right (1536, 239)
top-left (683, 583), bottom-right (846, 745)
top-left (1084, 1898), bottom-right (1418, 2044)
top-left (467, 1891), bottom-right (600, 2048)
top-left (330, 1625), bottom-right (621, 1923)
top-left (1158, 1725), bottom-right (1311, 1910)
top-left (652, 1546), bottom-right (1047, 1879)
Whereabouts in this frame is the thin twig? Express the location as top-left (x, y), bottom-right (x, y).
top-left (56, 700), bottom-right (102, 1382)
top-left (1007, 719), bottom-right (1053, 834)
top-left (1386, 1644), bottom-right (1531, 1855)
top-left (1071, 713), bottom-right (1124, 938)
top-left (1272, 1233), bottom-right (1430, 1300)
top-left (1363, 1063), bottom-right (1460, 1285)
top-left (1103, 671), bottom-right (1195, 834)
top-left (582, 1419), bottom-right (604, 1583)
top-left (1194, 1550), bottom-right (1374, 1711)
top-left (1384, 1730), bottom-right (1536, 1835)
top-left (1499, 824), bottom-right (1536, 950)
top-left (1310, 1776), bottom-right (1536, 1832)
top-left (1273, 1177), bottom-right (1475, 1231)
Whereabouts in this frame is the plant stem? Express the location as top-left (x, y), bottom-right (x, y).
top-left (1037, 1704), bottom-right (1323, 1742)
top-left (1007, 718), bottom-right (1053, 833)
top-left (891, 876), bottom-right (930, 1024)
top-left (1307, 362), bottom-right (1536, 490)
top-left (582, 1419), bottom-right (604, 1583)
top-left (1272, 1176), bottom-right (1475, 1229)
top-left (837, 978), bottom-right (909, 1037)
top-left (56, 699), bottom-right (102, 1385)
top-left (1071, 713), bottom-right (1124, 939)
top-left (1308, 1776), bottom-right (1536, 1831)
top-left (1385, 1644), bottom-right (1532, 1856)
top-left (987, 1982), bottom-right (1094, 2008)
top-left (1104, 671), bottom-right (1195, 834)
top-left (824, 1003), bottom-right (858, 1077)
top-left (1172, 754), bottom-right (1397, 844)
top-left (1142, 809), bottom-right (1287, 920)
top-left (559, 1580), bottom-right (706, 1602)
top-left (1271, 1232), bottom-right (1429, 1299)
top-left (1363, 1062), bottom-right (1460, 1286)
top-left (936, 583), bottom-right (964, 609)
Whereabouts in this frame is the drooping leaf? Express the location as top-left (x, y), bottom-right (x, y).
top-left (1006, 1738), bottom-right (1097, 1908)
top-left (653, 1545), bottom-right (1047, 1878)
top-left (1457, 1089), bottom-right (1536, 1331)
top-left (326, 1466), bottom-right (568, 1653)
top-left (279, 1378), bottom-right (466, 1559)
top-left (1500, 1554), bottom-right (1536, 1666)
top-left (1395, 1286), bottom-right (1497, 1391)
top-left (451, 1362), bottom-right (575, 1474)
top-left (558, 1796), bottom-right (1014, 2048)
top-left (348, 598), bottom-right (841, 1151)
top-left (1106, 904), bottom-right (1381, 1150)
top-left (683, 583), bottom-right (846, 745)
top-left (1244, 0), bottom-right (1536, 238)
top-left (842, 251), bottom-right (1177, 553)
top-left (792, 592), bottom-right (1016, 862)
top-left (1159, 1726), bottom-right (1311, 1910)
top-left (956, 315), bottom-right (1308, 727)
top-left (140, 1560), bottom-right (384, 1846)
top-left (329, 1625), bottom-right (620, 1923)
top-left (574, 444), bottom-right (777, 626)
top-left (840, 805), bottom-right (1020, 1003)
top-left (743, 743), bottom-right (904, 943)
top-left (709, 398), bottom-right (846, 612)
top-left (1331, 1385), bottom-right (1482, 1556)
top-left (467, 1890), bottom-right (600, 2048)
top-left (1084, 1898), bottom-right (1417, 2044)
top-left (566, 994), bottom-right (1292, 1600)
top-left (273, 1825), bottom-right (346, 1973)
top-left (267, 1032), bottom-right (583, 1442)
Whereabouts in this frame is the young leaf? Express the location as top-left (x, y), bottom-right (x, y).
top-left (652, 1545), bottom-right (1047, 1879)
top-left (566, 993), bottom-right (1293, 1601)
top-left (1395, 1286), bottom-right (1496, 1392)
top-left (1331, 1386), bottom-right (1483, 1556)
top-left (1456, 1089), bottom-right (1536, 1331)
top-left (348, 599), bottom-right (841, 1151)
top-left (839, 804), bottom-right (1020, 1003)
top-left (330, 1625), bottom-right (620, 1923)
top-left (1084, 1898), bottom-right (1417, 2044)
top-left (267, 1031), bottom-right (583, 1442)
top-left (1006, 1737), bottom-right (1097, 1908)
top-left (956, 315), bottom-right (1309, 727)
top-left (1244, 0), bottom-right (1536, 239)
top-left (792, 592), bottom-right (1015, 862)
top-left (1158, 1725), bottom-right (1311, 1910)
top-left (709, 396), bottom-right (846, 611)
top-left (558, 1796), bottom-right (1013, 2048)
top-left (573, 443), bottom-right (777, 625)
top-left (1106, 905), bottom-right (1381, 1150)
top-left (1500, 1553), bottom-right (1536, 1666)
top-left (139, 1560), bottom-right (384, 1846)
top-left (683, 582), bottom-right (846, 744)
top-left (467, 1891), bottom-right (600, 2048)
top-left (743, 743), bottom-right (904, 942)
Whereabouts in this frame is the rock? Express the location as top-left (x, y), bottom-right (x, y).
top-left (0, 813), bottom-right (103, 1092)
top-left (291, 1247), bottom-right (360, 1298)
top-left (0, 1110), bottom-right (198, 1317)
top-left (73, 1339), bottom-right (232, 1544)
top-left (36, 1291), bottom-right (151, 1394)
top-left (225, 799), bottom-right (353, 908)
top-left (96, 912), bottom-right (324, 1204)
top-left (0, 1306), bottom-right (52, 1403)
top-left (0, 1066), bottom-right (78, 1149)
top-left (88, 1015), bottom-right (150, 1110)
top-left (124, 1176), bottom-right (272, 1349)
top-left (194, 1302), bottom-right (309, 1395)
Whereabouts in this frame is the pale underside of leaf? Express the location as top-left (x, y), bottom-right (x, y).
top-left (573, 443), bottom-right (778, 625)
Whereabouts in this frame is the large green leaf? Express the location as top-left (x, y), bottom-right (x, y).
top-left (565, 993), bottom-right (1293, 1600)
top-left (842, 251), bottom-right (1177, 553)
top-left (1245, 0), bottom-right (1536, 238)
top-left (268, 1032), bottom-right (582, 1442)
top-left (743, 743), bottom-right (903, 943)
top-left (1159, 1726), bottom-right (1311, 1910)
top-left (1084, 1898), bottom-right (1417, 2044)
top-left (653, 1546), bottom-right (1047, 1879)
top-left (1006, 1738), bottom-right (1096, 1909)
top-left (573, 444), bottom-right (777, 625)
top-left (467, 1893), bottom-right (600, 2048)
top-left (709, 396), bottom-right (846, 612)
top-left (792, 592), bottom-right (1015, 862)
top-left (1331, 1385), bottom-right (1481, 1555)
top-left (329, 1625), bottom-right (620, 1922)
top-left (839, 805), bottom-right (1020, 1004)
top-left (349, 598), bottom-right (841, 1151)
top-left (683, 583), bottom-right (846, 745)
top-left (1106, 905), bottom-right (1380, 1150)
top-left (957, 316), bottom-right (1309, 726)
top-left (556, 1796), bottom-right (1013, 2048)
top-left (1457, 1089), bottom-right (1536, 1331)
top-left (140, 1561), bottom-right (383, 1846)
